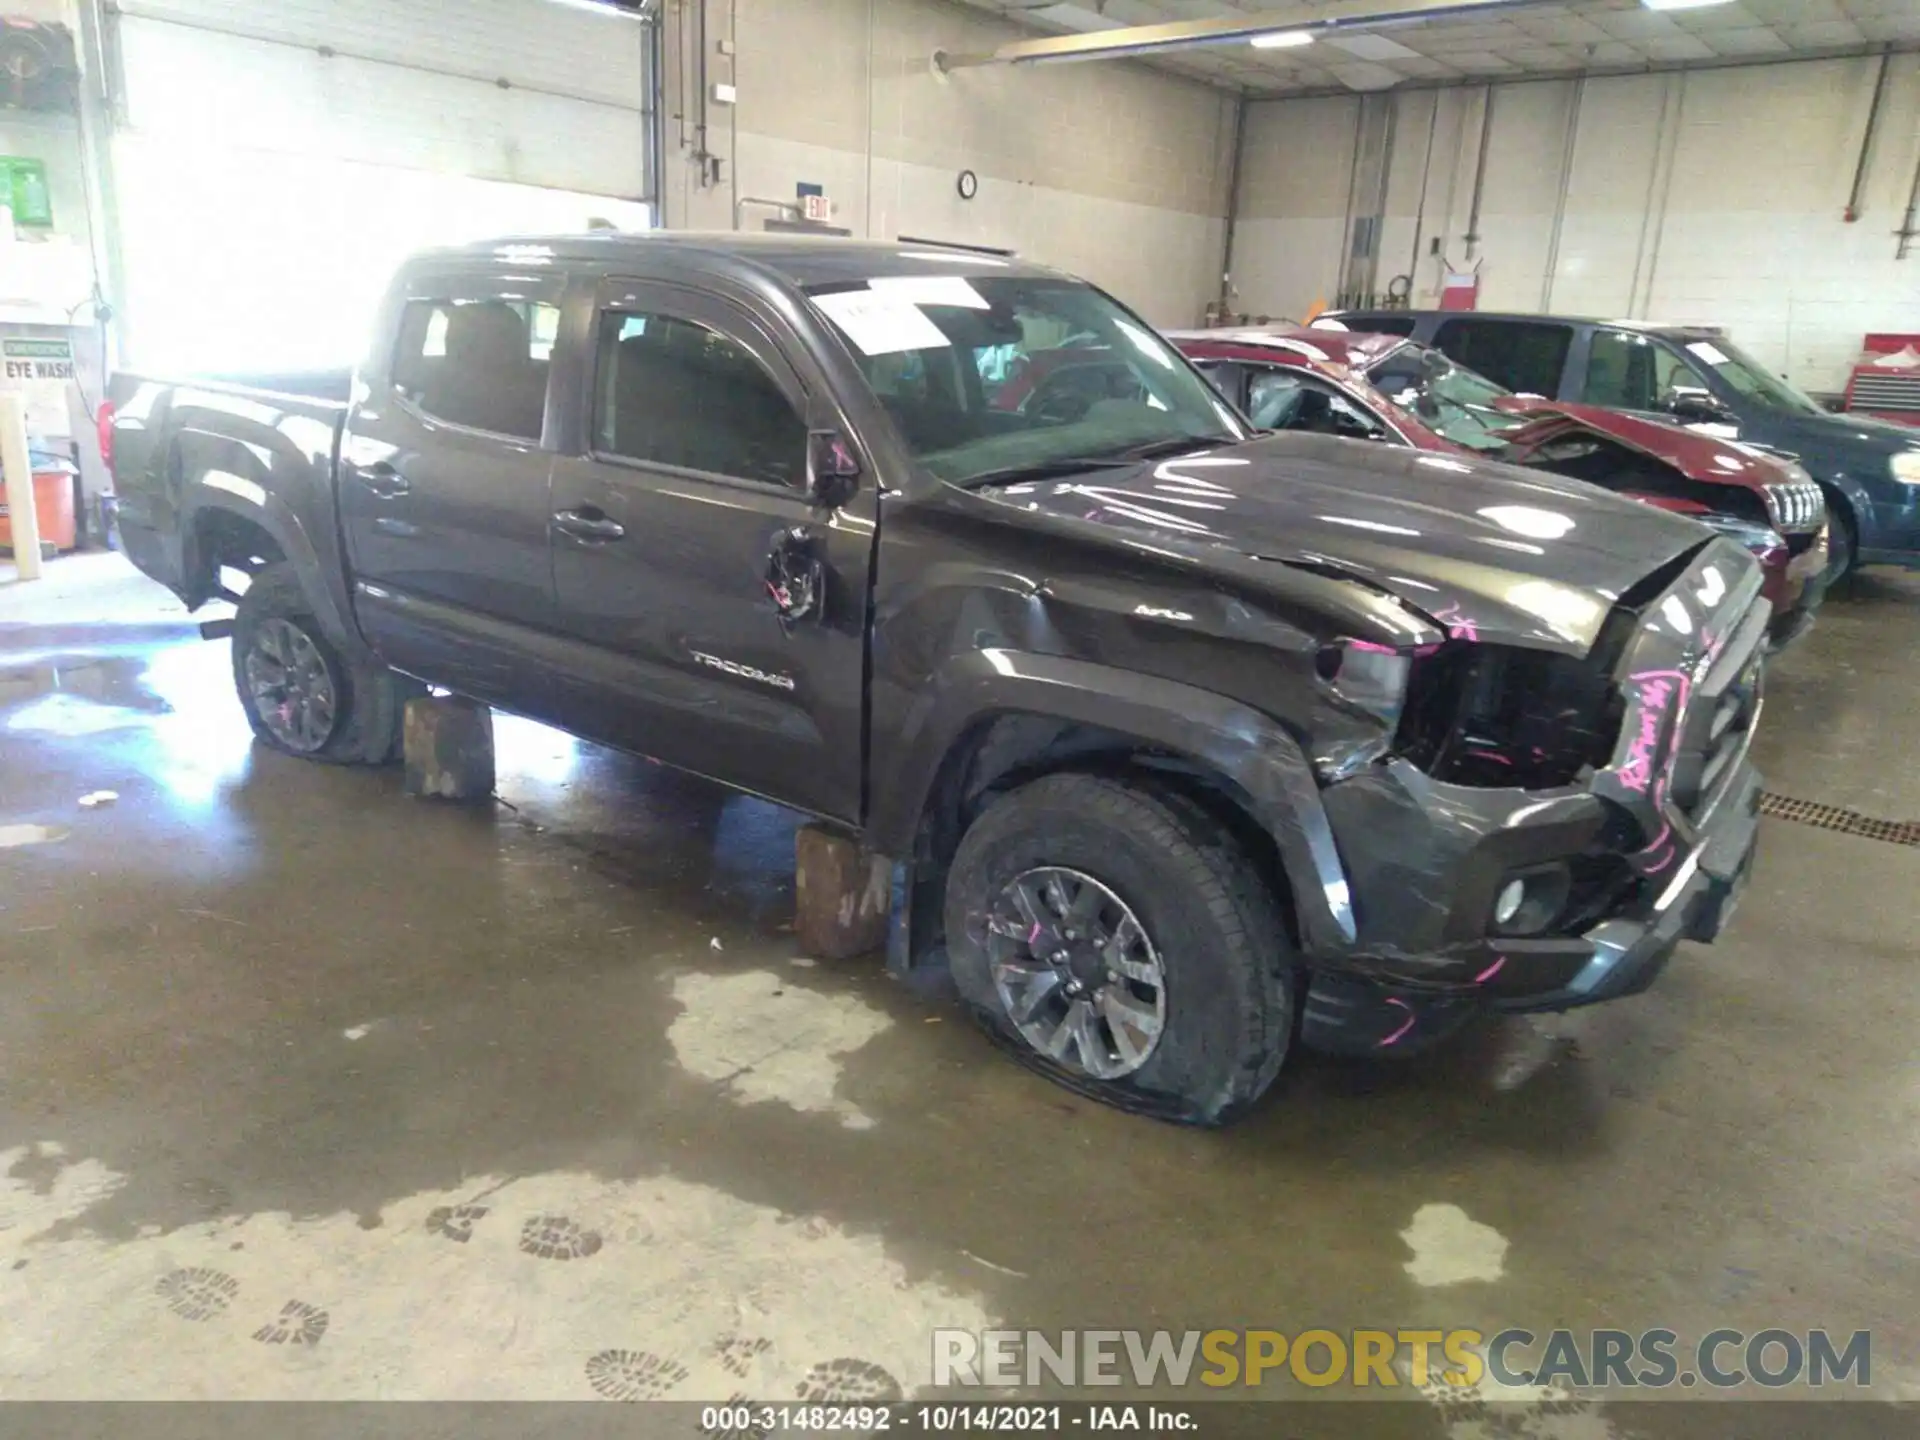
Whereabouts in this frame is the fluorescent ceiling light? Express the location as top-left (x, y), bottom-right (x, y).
top-left (1250, 29), bottom-right (1314, 48)
top-left (1640, 0), bottom-right (1735, 10)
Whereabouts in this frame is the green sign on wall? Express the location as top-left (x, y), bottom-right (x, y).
top-left (0, 157), bottom-right (53, 228)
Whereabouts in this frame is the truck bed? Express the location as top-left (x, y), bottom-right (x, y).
top-left (107, 368), bottom-right (352, 618)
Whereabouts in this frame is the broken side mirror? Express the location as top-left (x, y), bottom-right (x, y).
top-left (806, 430), bottom-right (861, 509)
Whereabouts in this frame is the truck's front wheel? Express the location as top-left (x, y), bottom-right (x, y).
top-left (944, 773), bottom-right (1292, 1126)
top-left (231, 564), bottom-right (405, 765)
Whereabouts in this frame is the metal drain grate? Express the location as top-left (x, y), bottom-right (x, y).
top-left (1759, 792), bottom-right (1920, 847)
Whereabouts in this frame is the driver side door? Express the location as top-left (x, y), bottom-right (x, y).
top-left (543, 278), bottom-right (876, 822)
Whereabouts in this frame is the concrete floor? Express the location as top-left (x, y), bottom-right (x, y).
top-left (0, 553), bottom-right (1915, 1432)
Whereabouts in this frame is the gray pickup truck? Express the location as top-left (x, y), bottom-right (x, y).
top-left (106, 233), bottom-right (1766, 1124)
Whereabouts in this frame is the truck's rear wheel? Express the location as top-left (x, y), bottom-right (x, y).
top-left (231, 563), bottom-right (405, 765)
top-left (944, 773), bottom-right (1292, 1126)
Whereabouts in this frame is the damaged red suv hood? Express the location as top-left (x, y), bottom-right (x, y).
top-left (1492, 398), bottom-right (1796, 488)
top-left (980, 431), bottom-right (1718, 654)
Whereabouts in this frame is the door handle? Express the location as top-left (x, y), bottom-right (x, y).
top-left (553, 507), bottom-right (627, 542)
top-left (356, 462), bottom-right (410, 500)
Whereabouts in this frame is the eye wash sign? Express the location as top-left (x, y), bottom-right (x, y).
top-left (2, 338), bottom-right (74, 382)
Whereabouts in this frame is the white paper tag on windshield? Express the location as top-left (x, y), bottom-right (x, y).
top-left (812, 288), bottom-right (950, 355)
top-left (1686, 340), bottom-right (1732, 367)
top-left (868, 275), bottom-right (990, 310)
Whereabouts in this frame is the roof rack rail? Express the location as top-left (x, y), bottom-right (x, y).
top-left (896, 235), bottom-right (1017, 257)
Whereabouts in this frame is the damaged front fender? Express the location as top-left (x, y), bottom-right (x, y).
top-left (867, 648), bottom-right (1360, 951)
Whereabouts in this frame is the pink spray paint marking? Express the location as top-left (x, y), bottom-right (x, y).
top-left (1346, 640), bottom-right (1400, 655)
top-left (1475, 956), bottom-right (1507, 984)
top-left (1378, 997), bottom-right (1416, 1048)
top-left (1617, 669), bottom-right (1691, 796)
top-left (1432, 603), bottom-right (1479, 643)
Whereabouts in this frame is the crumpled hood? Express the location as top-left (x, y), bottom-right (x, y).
top-left (1496, 400), bottom-right (1796, 488)
top-left (982, 432), bottom-right (1720, 653)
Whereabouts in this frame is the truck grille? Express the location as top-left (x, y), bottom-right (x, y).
top-left (1848, 374), bottom-right (1920, 414)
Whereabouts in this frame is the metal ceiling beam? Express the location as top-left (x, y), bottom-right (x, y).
top-left (934, 0), bottom-right (1551, 71)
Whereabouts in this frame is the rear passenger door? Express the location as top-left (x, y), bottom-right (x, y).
top-left (340, 270), bottom-right (565, 710)
top-left (543, 277), bottom-right (875, 823)
top-left (1431, 318), bottom-right (1574, 398)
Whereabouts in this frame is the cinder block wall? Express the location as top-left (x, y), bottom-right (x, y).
top-left (658, 0), bottom-right (1239, 327)
top-left (1230, 53), bottom-right (1920, 394)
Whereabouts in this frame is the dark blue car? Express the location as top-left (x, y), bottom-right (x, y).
top-left (1322, 309), bottom-right (1920, 581)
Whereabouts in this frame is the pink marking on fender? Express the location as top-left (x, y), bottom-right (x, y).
top-left (1028, 922), bottom-right (1042, 945)
top-left (1642, 844), bottom-right (1676, 876)
top-left (1413, 644), bottom-right (1443, 657)
top-left (1378, 998), bottom-right (1416, 1048)
top-left (1347, 640), bottom-right (1400, 655)
top-left (1618, 668), bottom-right (1692, 796)
top-left (1465, 749), bottom-right (1514, 766)
top-left (1637, 821), bottom-right (1671, 859)
top-left (1433, 603), bottom-right (1480, 643)
top-left (1475, 956), bottom-right (1507, 984)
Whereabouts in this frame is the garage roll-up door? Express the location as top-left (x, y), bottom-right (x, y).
top-left (108, 0), bottom-right (656, 374)
top-left (114, 0), bottom-right (653, 197)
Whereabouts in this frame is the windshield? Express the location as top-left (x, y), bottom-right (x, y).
top-left (1680, 337), bottom-right (1825, 417)
top-left (805, 273), bottom-right (1245, 485)
top-left (1365, 344), bottom-right (1523, 452)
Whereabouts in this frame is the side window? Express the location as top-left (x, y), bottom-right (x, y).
top-left (1583, 329), bottom-right (1701, 410)
top-left (1583, 329), bottom-right (1657, 410)
top-left (1191, 361), bottom-right (1246, 411)
top-left (392, 297), bottom-right (557, 440)
top-left (595, 309), bottom-right (806, 487)
top-left (1250, 369), bottom-right (1387, 440)
top-left (1432, 320), bottom-right (1571, 397)
top-left (1341, 314), bottom-right (1418, 338)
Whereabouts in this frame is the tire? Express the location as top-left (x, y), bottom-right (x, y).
top-left (943, 772), bottom-right (1293, 1126)
top-left (1822, 497), bottom-right (1857, 592)
top-left (230, 563), bottom-right (407, 765)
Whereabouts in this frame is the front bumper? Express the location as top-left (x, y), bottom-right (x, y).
top-left (1299, 539), bottom-right (1769, 1057)
top-left (1300, 760), bottom-right (1760, 1055)
top-left (1763, 528), bottom-right (1828, 652)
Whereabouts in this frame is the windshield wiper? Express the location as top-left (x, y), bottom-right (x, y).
top-left (958, 435), bottom-right (1233, 489)
top-left (958, 455), bottom-right (1143, 489)
top-left (1115, 435), bottom-right (1231, 461)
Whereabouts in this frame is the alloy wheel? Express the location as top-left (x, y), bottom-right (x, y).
top-left (243, 617), bottom-right (339, 753)
top-left (983, 866), bottom-right (1167, 1080)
